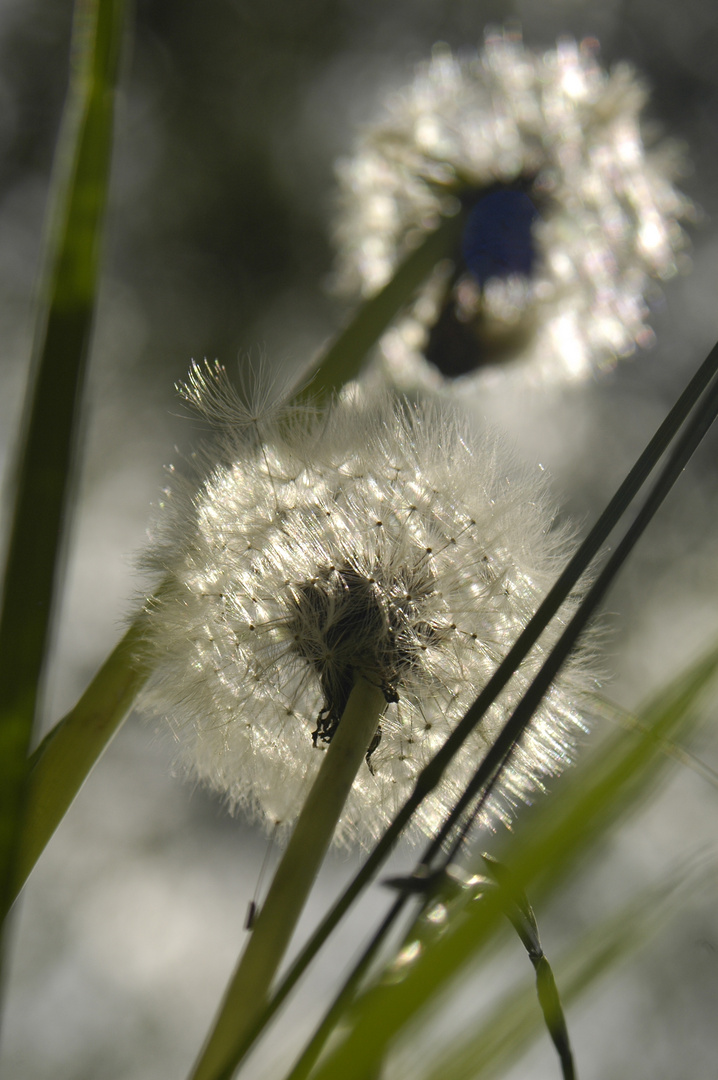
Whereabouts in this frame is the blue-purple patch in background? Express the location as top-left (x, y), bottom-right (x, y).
top-left (462, 189), bottom-right (539, 285)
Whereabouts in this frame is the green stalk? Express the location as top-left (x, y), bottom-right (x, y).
top-left (299, 211), bottom-right (465, 401)
top-left (0, 0), bottom-right (127, 925)
top-left (6, 618), bottom-right (149, 912)
top-left (189, 677), bottom-right (387, 1080)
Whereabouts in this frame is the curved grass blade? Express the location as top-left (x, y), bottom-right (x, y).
top-left (382, 858), bottom-right (576, 1080)
top-left (417, 865), bottom-right (701, 1080)
top-left (480, 856), bottom-right (574, 1080)
top-left (285, 859), bottom-right (577, 1080)
top-left (0, 0), bottom-right (127, 928)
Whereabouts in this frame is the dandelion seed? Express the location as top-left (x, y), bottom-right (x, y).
top-left (139, 363), bottom-right (597, 846)
top-left (332, 29), bottom-right (692, 388)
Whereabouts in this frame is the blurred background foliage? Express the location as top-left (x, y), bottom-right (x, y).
top-left (1, 1), bottom-right (718, 1078)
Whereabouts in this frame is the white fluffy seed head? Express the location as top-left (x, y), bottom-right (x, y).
top-left (332, 30), bottom-right (693, 388)
top-left (138, 362), bottom-right (598, 847)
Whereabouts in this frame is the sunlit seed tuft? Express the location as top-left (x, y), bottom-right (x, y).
top-left (139, 365), bottom-right (598, 846)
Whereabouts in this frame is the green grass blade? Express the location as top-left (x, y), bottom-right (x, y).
top-left (0, 0), bottom-right (127, 923)
top-left (6, 618), bottom-right (148, 913)
top-left (307, 645), bottom-right (718, 1080)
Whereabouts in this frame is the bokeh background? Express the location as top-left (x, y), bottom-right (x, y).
top-left (1, 1), bottom-right (718, 1077)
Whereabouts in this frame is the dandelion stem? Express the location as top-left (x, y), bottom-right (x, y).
top-left (189, 677), bottom-right (386, 1080)
top-left (299, 210), bottom-right (465, 400)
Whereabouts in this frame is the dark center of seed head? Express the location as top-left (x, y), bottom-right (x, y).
top-left (287, 564), bottom-right (441, 750)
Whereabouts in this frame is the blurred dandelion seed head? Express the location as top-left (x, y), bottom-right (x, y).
top-left (139, 363), bottom-right (597, 846)
top-left (332, 29), bottom-right (693, 388)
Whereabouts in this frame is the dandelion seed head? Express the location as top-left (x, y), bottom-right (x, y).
top-left (139, 366), bottom-right (597, 846)
top-left (332, 30), bottom-right (693, 388)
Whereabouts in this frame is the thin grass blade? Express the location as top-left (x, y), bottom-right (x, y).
top-left (0, 0), bottom-right (127, 926)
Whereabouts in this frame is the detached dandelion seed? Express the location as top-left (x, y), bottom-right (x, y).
top-left (332, 29), bottom-right (693, 387)
top-left (139, 362), bottom-right (597, 847)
